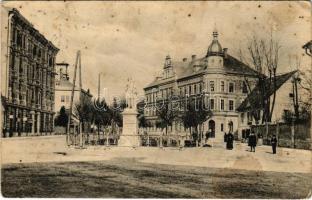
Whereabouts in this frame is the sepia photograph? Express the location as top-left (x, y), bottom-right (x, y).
top-left (1, 1), bottom-right (311, 198)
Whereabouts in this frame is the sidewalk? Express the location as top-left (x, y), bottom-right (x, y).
top-left (1, 136), bottom-right (311, 173)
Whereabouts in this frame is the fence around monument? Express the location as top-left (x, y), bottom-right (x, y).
top-left (66, 128), bottom-right (200, 148)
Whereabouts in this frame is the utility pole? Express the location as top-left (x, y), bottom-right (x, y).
top-left (97, 72), bottom-right (104, 142)
top-left (67, 50), bottom-right (82, 147)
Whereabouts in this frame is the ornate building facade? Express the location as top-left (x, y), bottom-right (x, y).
top-left (143, 30), bottom-right (260, 142)
top-left (1, 9), bottom-right (59, 137)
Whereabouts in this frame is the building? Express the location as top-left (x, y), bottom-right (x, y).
top-left (237, 70), bottom-right (299, 138)
top-left (143, 30), bottom-right (260, 142)
top-left (54, 62), bottom-right (92, 114)
top-left (1, 8), bottom-right (59, 137)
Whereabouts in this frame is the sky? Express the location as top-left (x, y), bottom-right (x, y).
top-left (2, 1), bottom-right (311, 100)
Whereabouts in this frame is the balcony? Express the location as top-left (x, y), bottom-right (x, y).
top-left (13, 98), bottom-right (18, 104)
top-left (20, 100), bottom-right (26, 106)
top-left (11, 70), bottom-right (18, 79)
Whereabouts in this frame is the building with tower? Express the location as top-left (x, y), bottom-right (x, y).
top-left (54, 62), bottom-right (92, 115)
top-left (143, 29), bottom-right (260, 142)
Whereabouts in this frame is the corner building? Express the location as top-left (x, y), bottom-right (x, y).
top-left (1, 9), bottom-right (59, 137)
top-left (144, 30), bottom-right (259, 142)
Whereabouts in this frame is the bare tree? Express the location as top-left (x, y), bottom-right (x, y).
top-left (298, 69), bottom-right (312, 110)
top-left (246, 33), bottom-right (281, 124)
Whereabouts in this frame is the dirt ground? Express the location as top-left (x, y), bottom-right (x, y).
top-left (1, 136), bottom-right (312, 198)
top-left (2, 158), bottom-right (312, 198)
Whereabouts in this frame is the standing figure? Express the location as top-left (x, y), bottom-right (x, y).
top-left (226, 131), bottom-right (234, 150)
top-left (271, 135), bottom-right (278, 154)
top-left (248, 131), bottom-right (257, 152)
top-left (224, 132), bottom-right (228, 143)
top-left (205, 130), bottom-right (209, 143)
top-left (125, 77), bottom-right (137, 110)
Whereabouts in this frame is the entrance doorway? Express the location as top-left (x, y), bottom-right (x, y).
top-left (208, 120), bottom-right (215, 138)
top-left (228, 121), bottom-right (233, 133)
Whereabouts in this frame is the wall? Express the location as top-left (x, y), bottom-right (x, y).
top-left (251, 123), bottom-right (311, 150)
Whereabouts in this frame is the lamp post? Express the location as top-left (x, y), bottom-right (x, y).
top-left (9, 114), bottom-right (13, 137)
top-left (23, 117), bottom-right (27, 136)
top-left (302, 41), bottom-right (312, 150)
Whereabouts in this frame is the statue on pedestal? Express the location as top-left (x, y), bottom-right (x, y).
top-left (118, 78), bottom-right (140, 147)
top-left (125, 78), bottom-right (137, 110)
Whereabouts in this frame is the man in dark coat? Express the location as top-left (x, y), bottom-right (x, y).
top-left (271, 135), bottom-right (278, 154)
top-left (205, 130), bottom-right (210, 143)
top-left (248, 131), bottom-right (257, 152)
top-left (226, 132), bottom-right (234, 150)
top-left (224, 132), bottom-right (228, 143)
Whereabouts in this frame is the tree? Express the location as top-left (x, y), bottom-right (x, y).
top-left (299, 69), bottom-right (312, 110)
top-left (109, 97), bottom-right (124, 135)
top-left (91, 98), bottom-right (110, 135)
top-left (137, 100), bottom-right (149, 128)
top-left (55, 106), bottom-right (68, 127)
top-left (282, 105), bottom-right (311, 125)
top-left (243, 33), bottom-right (281, 124)
top-left (73, 95), bottom-right (93, 133)
top-left (181, 95), bottom-right (212, 146)
top-left (155, 98), bottom-right (179, 135)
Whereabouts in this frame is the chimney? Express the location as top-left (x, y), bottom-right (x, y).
top-left (223, 48), bottom-right (228, 58)
top-left (191, 55), bottom-right (196, 61)
top-left (182, 58), bottom-right (187, 62)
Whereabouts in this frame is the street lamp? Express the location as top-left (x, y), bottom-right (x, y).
top-left (9, 114), bottom-right (13, 137)
top-left (23, 117), bottom-right (28, 136)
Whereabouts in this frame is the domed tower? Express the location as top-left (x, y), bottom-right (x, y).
top-left (206, 29), bottom-right (224, 68)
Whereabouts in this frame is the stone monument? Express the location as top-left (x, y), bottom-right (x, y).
top-left (118, 78), bottom-right (140, 147)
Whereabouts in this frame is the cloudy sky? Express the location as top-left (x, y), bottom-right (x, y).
top-left (2, 1), bottom-right (311, 99)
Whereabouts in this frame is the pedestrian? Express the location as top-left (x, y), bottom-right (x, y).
top-left (205, 130), bottom-right (209, 143)
top-left (248, 131), bottom-right (257, 152)
top-left (226, 131), bottom-right (234, 150)
top-left (271, 135), bottom-right (278, 154)
top-left (224, 132), bottom-right (228, 143)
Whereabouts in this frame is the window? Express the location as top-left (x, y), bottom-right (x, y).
top-left (229, 82), bottom-right (234, 93)
top-left (241, 113), bottom-right (245, 123)
top-left (61, 95), bottom-right (65, 102)
top-left (210, 99), bottom-right (215, 110)
top-left (184, 87), bottom-right (187, 96)
top-left (210, 81), bottom-right (215, 92)
top-left (229, 100), bottom-right (234, 111)
top-left (189, 85), bottom-right (192, 95)
top-left (194, 84), bottom-right (197, 94)
top-left (247, 112), bottom-right (253, 122)
top-left (221, 123), bottom-right (224, 132)
top-left (220, 99), bottom-right (224, 110)
top-left (66, 95), bottom-right (70, 103)
top-left (242, 81), bottom-right (248, 93)
top-left (221, 81), bottom-right (225, 92)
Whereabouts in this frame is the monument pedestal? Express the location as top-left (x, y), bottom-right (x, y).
top-left (118, 108), bottom-right (140, 147)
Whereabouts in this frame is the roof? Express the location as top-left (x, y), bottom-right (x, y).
top-left (144, 54), bottom-right (261, 89)
top-left (56, 79), bottom-right (93, 97)
top-left (236, 70), bottom-right (297, 112)
top-left (9, 8), bottom-right (59, 52)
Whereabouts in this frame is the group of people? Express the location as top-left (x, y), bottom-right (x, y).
top-left (223, 130), bottom-right (278, 154)
top-left (247, 131), bottom-right (278, 154)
